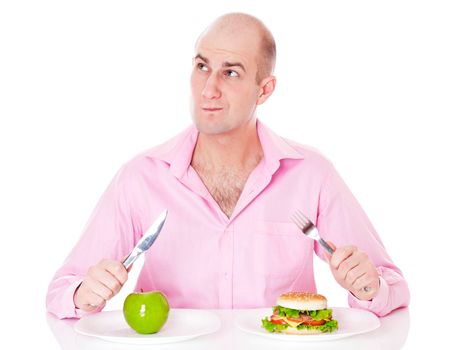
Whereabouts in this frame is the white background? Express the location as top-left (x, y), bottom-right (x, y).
top-left (0, 1), bottom-right (456, 348)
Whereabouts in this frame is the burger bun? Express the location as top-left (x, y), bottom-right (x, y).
top-left (277, 292), bottom-right (327, 311)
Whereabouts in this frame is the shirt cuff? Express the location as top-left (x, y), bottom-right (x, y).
top-left (348, 275), bottom-right (389, 317)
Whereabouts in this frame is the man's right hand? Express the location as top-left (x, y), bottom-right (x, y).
top-left (73, 259), bottom-right (128, 312)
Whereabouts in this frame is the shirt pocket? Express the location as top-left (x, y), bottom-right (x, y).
top-left (253, 221), bottom-right (310, 277)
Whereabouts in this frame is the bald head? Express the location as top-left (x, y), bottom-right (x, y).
top-left (196, 13), bottom-right (276, 83)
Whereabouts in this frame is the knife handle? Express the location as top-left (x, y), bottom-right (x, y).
top-left (122, 251), bottom-right (140, 270)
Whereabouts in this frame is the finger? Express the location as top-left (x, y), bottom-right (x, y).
top-left (85, 298), bottom-right (106, 311)
top-left (74, 281), bottom-right (103, 310)
top-left (81, 304), bottom-right (98, 312)
top-left (101, 260), bottom-right (128, 285)
top-left (93, 269), bottom-right (124, 297)
top-left (80, 287), bottom-right (106, 309)
top-left (353, 273), bottom-right (378, 292)
top-left (330, 245), bottom-right (357, 270)
top-left (345, 263), bottom-right (367, 286)
top-left (86, 276), bottom-right (116, 300)
top-left (332, 247), bottom-right (359, 275)
top-left (352, 273), bottom-right (370, 291)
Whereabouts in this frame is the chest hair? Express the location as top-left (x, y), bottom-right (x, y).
top-left (193, 165), bottom-right (250, 218)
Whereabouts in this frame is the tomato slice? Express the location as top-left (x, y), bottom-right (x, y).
top-left (270, 314), bottom-right (327, 327)
top-left (270, 316), bottom-right (287, 325)
top-left (303, 319), bottom-right (326, 326)
top-left (285, 316), bottom-right (326, 326)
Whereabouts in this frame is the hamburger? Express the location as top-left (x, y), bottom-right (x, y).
top-left (261, 292), bottom-right (338, 334)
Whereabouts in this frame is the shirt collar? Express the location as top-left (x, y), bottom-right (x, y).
top-left (256, 119), bottom-right (305, 173)
top-left (147, 119), bottom-right (304, 179)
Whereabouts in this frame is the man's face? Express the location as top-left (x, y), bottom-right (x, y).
top-left (190, 28), bottom-right (262, 135)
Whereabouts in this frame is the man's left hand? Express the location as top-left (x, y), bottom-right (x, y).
top-left (326, 242), bottom-right (380, 301)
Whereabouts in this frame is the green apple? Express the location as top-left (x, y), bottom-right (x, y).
top-left (123, 290), bottom-right (170, 334)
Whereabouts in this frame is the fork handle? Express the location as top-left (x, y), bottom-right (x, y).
top-left (319, 238), bottom-right (335, 255)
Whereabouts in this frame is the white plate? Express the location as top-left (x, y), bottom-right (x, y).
top-left (74, 309), bottom-right (221, 345)
top-left (235, 307), bottom-right (380, 342)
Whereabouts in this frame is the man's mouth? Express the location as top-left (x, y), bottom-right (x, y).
top-left (202, 107), bottom-right (223, 112)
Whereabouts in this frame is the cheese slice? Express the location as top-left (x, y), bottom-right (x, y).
top-left (271, 315), bottom-right (303, 328)
top-left (283, 318), bottom-right (303, 328)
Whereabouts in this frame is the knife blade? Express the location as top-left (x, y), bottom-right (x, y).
top-left (122, 209), bottom-right (168, 270)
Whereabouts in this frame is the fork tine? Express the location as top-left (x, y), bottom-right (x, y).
top-left (290, 213), bottom-right (302, 228)
top-left (292, 211), bottom-right (309, 232)
top-left (290, 212), bottom-right (298, 224)
top-left (294, 213), bottom-right (307, 229)
top-left (293, 210), bottom-right (307, 227)
top-left (291, 212), bottom-right (304, 227)
top-left (296, 210), bottom-right (311, 226)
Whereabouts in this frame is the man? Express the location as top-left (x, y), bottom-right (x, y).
top-left (46, 13), bottom-right (409, 319)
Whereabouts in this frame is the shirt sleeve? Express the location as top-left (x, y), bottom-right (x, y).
top-left (46, 166), bottom-right (140, 319)
top-left (314, 162), bottom-right (410, 317)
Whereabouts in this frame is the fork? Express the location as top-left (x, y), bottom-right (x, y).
top-left (291, 210), bottom-right (371, 293)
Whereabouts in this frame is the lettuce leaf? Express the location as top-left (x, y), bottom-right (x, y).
top-left (319, 319), bottom-right (338, 333)
top-left (296, 319), bottom-right (339, 333)
top-left (273, 306), bottom-right (333, 320)
top-left (261, 317), bottom-right (289, 333)
top-left (308, 308), bottom-right (333, 320)
top-left (262, 316), bottom-right (338, 333)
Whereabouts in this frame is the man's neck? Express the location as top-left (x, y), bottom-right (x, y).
top-left (191, 118), bottom-right (263, 171)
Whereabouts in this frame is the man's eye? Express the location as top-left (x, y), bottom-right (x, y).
top-left (197, 63), bottom-right (208, 71)
top-left (225, 70), bottom-right (239, 77)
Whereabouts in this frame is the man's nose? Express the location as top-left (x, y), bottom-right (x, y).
top-left (202, 73), bottom-right (221, 100)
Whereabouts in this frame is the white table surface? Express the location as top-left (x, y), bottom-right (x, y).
top-left (46, 307), bottom-right (410, 350)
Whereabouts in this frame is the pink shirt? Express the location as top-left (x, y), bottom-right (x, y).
top-left (46, 120), bottom-right (409, 319)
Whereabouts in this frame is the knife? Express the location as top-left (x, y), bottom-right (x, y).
top-left (122, 209), bottom-right (168, 270)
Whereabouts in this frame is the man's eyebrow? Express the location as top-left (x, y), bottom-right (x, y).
top-left (194, 54), bottom-right (209, 63)
top-left (194, 53), bottom-right (246, 72)
top-left (222, 61), bottom-right (246, 72)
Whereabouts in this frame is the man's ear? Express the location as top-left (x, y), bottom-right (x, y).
top-left (256, 76), bottom-right (276, 105)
